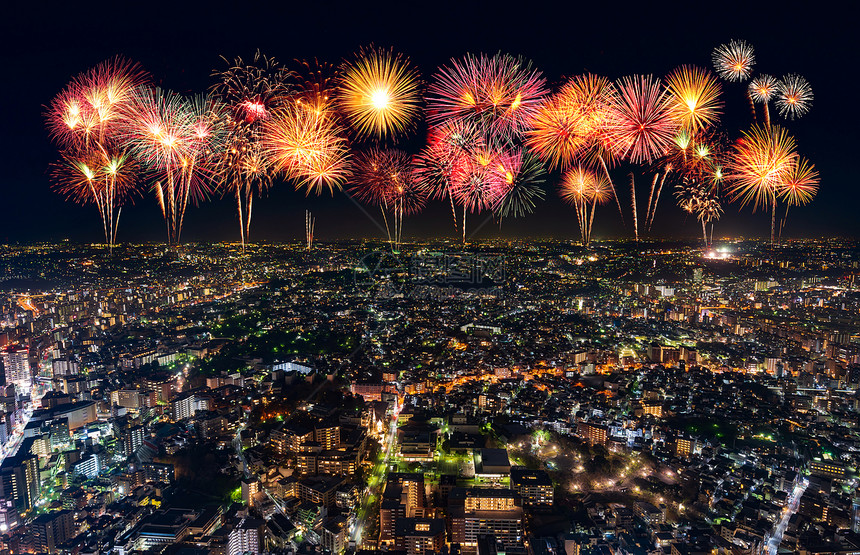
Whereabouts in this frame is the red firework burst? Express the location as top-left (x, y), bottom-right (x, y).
top-left (605, 74), bottom-right (679, 164)
top-left (426, 53), bottom-right (547, 140)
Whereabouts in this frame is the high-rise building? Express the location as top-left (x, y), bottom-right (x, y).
top-left (123, 425), bottom-right (146, 457)
top-left (0, 438), bottom-right (41, 515)
top-left (321, 516), bottom-right (349, 554)
top-left (241, 479), bottom-right (260, 506)
top-left (450, 487), bottom-right (523, 552)
top-left (1, 346), bottom-right (30, 390)
top-left (315, 424), bottom-right (341, 450)
top-left (227, 517), bottom-right (265, 555)
top-left (111, 389), bottom-right (142, 409)
top-left (380, 473), bottom-right (426, 542)
top-left (30, 509), bottom-right (75, 552)
top-left (577, 422), bottom-right (608, 446)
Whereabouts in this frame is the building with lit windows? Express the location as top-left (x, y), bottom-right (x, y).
top-left (577, 422), bottom-right (608, 446)
top-left (394, 517), bottom-right (446, 555)
top-left (809, 459), bottom-right (847, 479)
top-left (450, 487), bottom-right (523, 552)
top-left (1, 346), bottom-right (30, 390)
top-left (510, 467), bottom-right (554, 507)
top-left (228, 517), bottom-right (265, 555)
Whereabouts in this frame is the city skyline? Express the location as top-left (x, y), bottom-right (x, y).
top-left (4, 3), bottom-right (856, 244)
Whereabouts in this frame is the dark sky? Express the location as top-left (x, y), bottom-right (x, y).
top-left (3, 1), bottom-right (855, 244)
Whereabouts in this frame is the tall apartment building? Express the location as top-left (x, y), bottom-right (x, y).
top-left (30, 509), bottom-right (75, 552)
top-left (1, 347), bottom-right (30, 390)
top-left (449, 487), bottom-right (523, 552)
top-left (227, 517), bottom-right (265, 555)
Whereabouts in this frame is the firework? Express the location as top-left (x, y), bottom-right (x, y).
top-left (674, 179), bottom-right (721, 246)
top-left (748, 74), bottom-right (778, 104)
top-left (665, 65), bottom-right (722, 132)
top-left (492, 150), bottom-right (546, 220)
top-left (339, 47), bottom-right (421, 141)
top-left (119, 88), bottom-right (228, 244)
top-left (605, 75), bottom-right (678, 164)
top-left (711, 40), bottom-right (755, 82)
top-left (212, 51), bottom-right (292, 249)
top-left (524, 92), bottom-right (589, 170)
top-left (295, 58), bottom-right (338, 115)
top-left (775, 74), bottom-right (813, 120)
top-left (646, 129), bottom-right (727, 233)
top-left (605, 74), bottom-right (679, 238)
top-left (779, 156), bottom-right (819, 206)
top-left (50, 147), bottom-right (140, 249)
top-left (449, 145), bottom-right (506, 215)
top-left (414, 119), bottom-right (485, 235)
top-left (777, 156), bottom-right (819, 239)
top-left (727, 125), bottom-right (796, 210)
top-left (262, 100), bottom-right (351, 196)
top-left (306, 210), bottom-right (315, 250)
top-left (426, 53), bottom-right (547, 141)
top-left (559, 166), bottom-right (610, 245)
top-left (45, 58), bottom-right (148, 252)
top-left (119, 86), bottom-right (189, 244)
top-left (46, 57), bottom-right (148, 151)
top-left (748, 74), bottom-right (778, 127)
top-left (727, 124), bottom-right (798, 243)
top-left (351, 148), bottom-right (426, 247)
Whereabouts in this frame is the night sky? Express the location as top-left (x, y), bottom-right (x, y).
top-left (3, 2), bottom-right (855, 244)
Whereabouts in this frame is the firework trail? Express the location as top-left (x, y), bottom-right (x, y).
top-left (559, 167), bottom-right (610, 245)
top-left (306, 210), bottom-right (315, 250)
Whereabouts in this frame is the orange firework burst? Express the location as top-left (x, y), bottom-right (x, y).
top-left (263, 100), bottom-right (350, 195)
top-left (526, 74), bottom-right (615, 170)
top-left (526, 93), bottom-right (590, 170)
top-left (727, 125), bottom-right (800, 243)
top-left (711, 40), bottom-right (755, 82)
top-left (559, 166), bottom-right (610, 245)
top-left (779, 156), bottom-right (819, 206)
top-left (339, 47), bottom-right (421, 141)
top-left (50, 148), bottom-right (140, 248)
top-left (665, 65), bottom-right (722, 132)
top-left (727, 125), bottom-right (797, 210)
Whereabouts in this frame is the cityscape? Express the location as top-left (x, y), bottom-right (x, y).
top-left (3, 3), bottom-right (857, 555)
top-left (2, 239), bottom-right (860, 554)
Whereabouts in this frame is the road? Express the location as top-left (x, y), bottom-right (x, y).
top-left (766, 477), bottom-right (807, 555)
top-left (233, 423), bottom-right (249, 477)
top-left (351, 400), bottom-right (401, 548)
